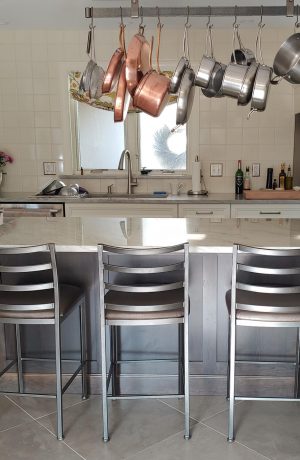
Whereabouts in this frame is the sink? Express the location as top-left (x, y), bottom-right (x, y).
top-left (85, 193), bottom-right (168, 199)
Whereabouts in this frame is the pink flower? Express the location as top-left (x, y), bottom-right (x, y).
top-left (0, 151), bottom-right (13, 167)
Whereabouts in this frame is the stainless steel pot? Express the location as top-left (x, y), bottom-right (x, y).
top-left (221, 62), bottom-right (249, 98)
top-left (237, 62), bottom-right (259, 106)
top-left (201, 62), bottom-right (226, 98)
top-left (248, 65), bottom-right (273, 116)
top-left (59, 184), bottom-right (80, 196)
top-left (170, 24), bottom-right (190, 94)
top-left (40, 180), bottom-right (65, 195)
top-left (231, 29), bottom-right (255, 66)
top-left (195, 24), bottom-right (216, 88)
top-left (273, 32), bottom-right (300, 84)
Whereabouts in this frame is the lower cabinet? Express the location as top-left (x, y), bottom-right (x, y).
top-left (231, 204), bottom-right (300, 219)
top-left (178, 204), bottom-right (231, 218)
top-left (65, 203), bottom-right (178, 218)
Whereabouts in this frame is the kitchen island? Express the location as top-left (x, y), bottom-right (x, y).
top-left (1, 215), bottom-right (300, 397)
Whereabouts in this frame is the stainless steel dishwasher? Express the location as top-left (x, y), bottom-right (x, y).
top-left (0, 203), bottom-right (64, 217)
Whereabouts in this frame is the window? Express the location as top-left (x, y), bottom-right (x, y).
top-left (139, 104), bottom-right (187, 171)
top-left (75, 102), bottom-right (125, 170)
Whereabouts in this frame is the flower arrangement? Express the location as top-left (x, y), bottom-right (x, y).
top-left (0, 152), bottom-right (13, 169)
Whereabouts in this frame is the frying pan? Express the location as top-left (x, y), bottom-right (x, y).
top-left (195, 25), bottom-right (216, 88)
top-left (125, 26), bottom-right (151, 96)
top-left (237, 61), bottom-right (258, 106)
top-left (175, 67), bottom-right (195, 127)
top-left (170, 25), bottom-right (190, 94)
top-left (114, 61), bottom-right (131, 122)
top-left (133, 25), bottom-right (170, 117)
top-left (102, 24), bottom-right (126, 93)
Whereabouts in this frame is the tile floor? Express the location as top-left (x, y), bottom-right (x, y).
top-left (0, 393), bottom-right (300, 459)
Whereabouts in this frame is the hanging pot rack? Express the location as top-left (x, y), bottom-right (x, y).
top-left (85, 2), bottom-right (297, 20)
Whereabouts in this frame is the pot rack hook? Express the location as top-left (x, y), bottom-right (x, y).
top-left (206, 5), bottom-right (213, 28)
top-left (156, 6), bottom-right (163, 28)
top-left (233, 5), bottom-right (238, 28)
top-left (185, 6), bottom-right (191, 28)
top-left (259, 5), bottom-right (264, 26)
top-left (120, 6), bottom-right (124, 27)
top-left (295, 4), bottom-right (300, 28)
top-left (139, 6), bottom-right (145, 28)
top-left (89, 6), bottom-right (94, 30)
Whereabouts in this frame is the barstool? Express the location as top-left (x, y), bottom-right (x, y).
top-left (0, 244), bottom-right (87, 440)
top-left (98, 243), bottom-right (190, 442)
top-left (227, 244), bottom-right (300, 442)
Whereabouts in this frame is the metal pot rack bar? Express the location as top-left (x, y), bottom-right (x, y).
top-left (85, 3), bottom-right (297, 20)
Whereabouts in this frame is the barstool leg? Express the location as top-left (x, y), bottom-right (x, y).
top-left (294, 327), bottom-right (300, 398)
top-left (183, 319), bottom-right (190, 440)
top-left (80, 301), bottom-right (88, 400)
top-left (111, 326), bottom-right (117, 397)
top-left (15, 324), bottom-right (24, 394)
top-left (55, 319), bottom-right (63, 441)
top-left (101, 319), bottom-right (109, 442)
top-left (226, 319), bottom-right (231, 400)
top-left (178, 323), bottom-right (184, 395)
top-left (228, 318), bottom-right (236, 443)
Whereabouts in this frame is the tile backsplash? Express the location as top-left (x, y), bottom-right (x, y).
top-left (0, 27), bottom-right (296, 194)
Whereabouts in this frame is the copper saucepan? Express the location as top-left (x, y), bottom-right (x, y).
top-left (114, 61), bottom-right (131, 122)
top-left (133, 24), bottom-right (170, 117)
top-left (125, 26), bottom-right (151, 96)
top-left (103, 24), bottom-right (126, 93)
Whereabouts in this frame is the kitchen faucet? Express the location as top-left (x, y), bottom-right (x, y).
top-left (118, 149), bottom-right (138, 194)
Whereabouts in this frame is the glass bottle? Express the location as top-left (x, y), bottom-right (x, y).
top-left (286, 165), bottom-right (293, 190)
top-left (279, 163), bottom-right (286, 189)
top-left (235, 160), bottom-right (243, 195)
top-left (244, 166), bottom-right (251, 190)
top-left (272, 178), bottom-right (277, 190)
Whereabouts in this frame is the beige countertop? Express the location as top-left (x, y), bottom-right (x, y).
top-left (1, 216), bottom-right (300, 253)
top-left (1, 192), bottom-right (300, 205)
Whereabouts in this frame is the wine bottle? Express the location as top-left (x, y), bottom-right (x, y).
top-left (286, 164), bottom-right (293, 190)
top-left (235, 160), bottom-right (243, 195)
top-left (244, 166), bottom-right (251, 190)
top-left (279, 163), bottom-right (286, 189)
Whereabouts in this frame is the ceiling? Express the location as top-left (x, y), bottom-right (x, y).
top-left (0, 0), bottom-right (296, 28)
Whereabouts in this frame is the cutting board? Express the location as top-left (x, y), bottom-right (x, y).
top-left (244, 190), bottom-right (300, 200)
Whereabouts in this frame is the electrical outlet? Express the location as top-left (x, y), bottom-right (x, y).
top-left (252, 163), bottom-right (260, 177)
top-left (43, 162), bottom-right (56, 175)
top-left (210, 163), bottom-right (223, 177)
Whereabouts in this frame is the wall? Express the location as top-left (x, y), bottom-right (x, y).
top-left (0, 26), bottom-right (295, 194)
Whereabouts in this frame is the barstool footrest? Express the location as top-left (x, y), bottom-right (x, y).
top-left (107, 394), bottom-right (185, 400)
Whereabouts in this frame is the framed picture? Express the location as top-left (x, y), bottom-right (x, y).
top-left (252, 163), bottom-right (260, 177)
top-left (210, 163), bottom-right (223, 177)
top-left (43, 162), bottom-right (56, 175)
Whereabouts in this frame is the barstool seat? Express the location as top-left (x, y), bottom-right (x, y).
top-left (0, 284), bottom-right (84, 319)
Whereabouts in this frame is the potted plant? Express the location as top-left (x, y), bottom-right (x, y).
top-left (0, 152), bottom-right (13, 187)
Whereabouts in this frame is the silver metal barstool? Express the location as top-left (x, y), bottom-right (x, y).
top-left (98, 243), bottom-right (190, 442)
top-left (227, 244), bottom-right (300, 442)
top-left (0, 244), bottom-right (88, 440)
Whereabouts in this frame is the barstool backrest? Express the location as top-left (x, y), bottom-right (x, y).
top-left (232, 244), bottom-right (300, 315)
top-left (0, 244), bottom-right (59, 314)
top-left (97, 243), bottom-right (189, 313)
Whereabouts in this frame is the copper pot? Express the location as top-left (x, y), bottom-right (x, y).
top-left (125, 26), bottom-right (151, 96)
top-left (102, 25), bottom-right (125, 93)
top-left (114, 61), bottom-right (131, 123)
top-left (133, 25), bottom-right (170, 117)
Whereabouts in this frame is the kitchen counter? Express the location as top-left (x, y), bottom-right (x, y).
top-left (1, 191), bottom-right (300, 204)
top-left (1, 215), bottom-right (300, 253)
top-left (1, 214), bottom-right (299, 397)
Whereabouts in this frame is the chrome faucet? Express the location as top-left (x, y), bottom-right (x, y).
top-left (118, 149), bottom-right (138, 194)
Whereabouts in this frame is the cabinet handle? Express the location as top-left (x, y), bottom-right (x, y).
top-left (196, 211), bottom-right (214, 215)
top-left (259, 211), bottom-right (281, 215)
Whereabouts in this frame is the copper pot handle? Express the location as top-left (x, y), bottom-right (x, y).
top-left (156, 23), bottom-right (163, 74)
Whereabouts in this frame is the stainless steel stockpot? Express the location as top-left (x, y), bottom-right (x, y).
top-left (220, 62), bottom-right (249, 99)
top-left (273, 32), bottom-right (300, 84)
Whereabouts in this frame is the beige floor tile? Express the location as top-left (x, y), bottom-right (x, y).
top-left (0, 421), bottom-right (83, 459)
top-left (7, 394), bottom-right (84, 420)
top-left (160, 395), bottom-right (229, 422)
top-left (38, 397), bottom-right (195, 460)
top-left (204, 401), bottom-right (300, 460)
top-left (127, 422), bottom-right (269, 460)
top-left (0, 395), bottom-right (33, 432)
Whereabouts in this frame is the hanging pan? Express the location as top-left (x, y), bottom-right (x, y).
top-left (114, 26), bottom-right (130, 122)
top-left (169, 9), bottom-right (191, 94)
top-left (133, 16), bottom-right (170, 117)
top-left (195, 21), bottom-right (216, 88)
top-left (102, 17), bottom-right (126, 94)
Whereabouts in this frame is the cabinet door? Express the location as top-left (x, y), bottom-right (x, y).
top-left (231, 204), bottom-right (300, 219)
top-left (65, 203), bottom-right (177, 218)
top-left (178, 204), bottom-right (230, 218)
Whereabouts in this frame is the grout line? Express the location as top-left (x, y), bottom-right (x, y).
top-left (199, 421), bottom-right (272, 460)
top-left (157, 398), bottom-right (201, 424)
top-left (35, 396), bottom-right (91, 421)
top-left (5, 395), bottom-right (87, 459)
